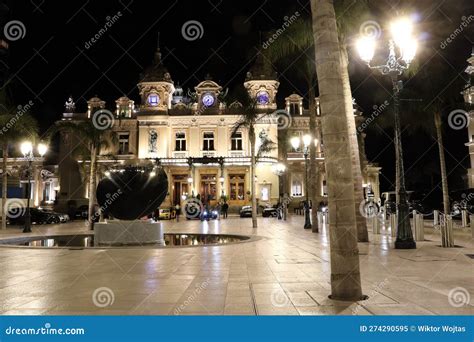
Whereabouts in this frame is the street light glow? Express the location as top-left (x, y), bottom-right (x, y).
top-left (390, 17), bottom-right (413, 49)
top-left (356, 36), bottom-right (375, 63)
top-left (20, 141), bottom-right (33, 157)
top-left (400, 37), bottom-right (417, 63)
top-left (290, 136), bottom-right (300, 150)
top-left (303, 134), bottom-right (312, 147)
top-left (37, 143), bottom-right (48, 157)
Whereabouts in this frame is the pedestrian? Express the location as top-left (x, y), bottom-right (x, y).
top-left (222, 201), bottom-right (229, 219)
top-left (175, 203), bottom-right (180, 222)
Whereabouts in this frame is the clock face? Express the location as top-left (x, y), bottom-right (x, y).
top-left (202, 93), bottom-right (215, 107)
top-left (256, 91), bottom-right (270, 105)
top-left (147, 93), bottom-right (160, 106)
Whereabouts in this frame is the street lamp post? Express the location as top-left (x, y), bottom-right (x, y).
top-left (291, 135), bottom-right (313, 229)
top-left (357, 17), bottom-right (417, 249)
top-left (20, 141), bottom-right (48, 233)
top-left (272, 162), bottom-right (287, 220)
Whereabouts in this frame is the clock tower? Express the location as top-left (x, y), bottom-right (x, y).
top-left (244, 51), bottom-right (279, 110)
top-left (137, 41), bottom-right (175, 112)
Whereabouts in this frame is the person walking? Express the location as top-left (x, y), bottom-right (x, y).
top-left (175, 203), bottom-right (180, 222)
top-left (222, 201), bottom-right (229, 219)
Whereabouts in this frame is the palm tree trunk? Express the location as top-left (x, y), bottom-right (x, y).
top-left (311, 0), bottom-right (363, 300)
top-left (340, 46), bottom-right (368, 242)
top-left (308, 88), bottom-right (320, 233)
top-left (434, 111), bottom-right (453, 247)
top-left (88, 145), bottom-right (97, 230)
top-left (250, 126), bottom-right (257, 228)
top-left (2, 144), bottom-right (8, 230)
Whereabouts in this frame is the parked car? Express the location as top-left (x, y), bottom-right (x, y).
top-left (406, 190), bottom-right (441, 218)
top-left (7, 207), bottom-right (62, 225)
top-left (450, 188), bottom-right (474, 217)
top-left (262, 204), bottom-right (278, 217)
top-left (41, 209), bottom-right (70, 223)
top-left (200, 207), bottom-right (219, 221)
top-left (240, 205), bottom-right (252, 218)
top-left (381, 191), bottom-right (414, 215)
top-left (74, 205), bottom-right (89, 219)
top-left (156, 208), bottom-right (176, 220)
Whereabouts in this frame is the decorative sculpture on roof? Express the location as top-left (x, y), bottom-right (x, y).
top-left (65, 96), bottom-right (75, 113)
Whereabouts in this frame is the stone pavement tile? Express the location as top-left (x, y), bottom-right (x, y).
top-left (363, 304), bottom-right (435, 315)
top-left (296, 306), bottom-right (371, 315)
top-left (226, 289), bottom-right (252, 297)
top-left (281, 282), bottom-right (326, 292)
top-left (224, 304), bottom-right (255, 315)
top-left (225, 296), bottom-right (253, 305)
top-left (256, 304), bottom-right (298, 315)
top-left (423, 305), bottom-right (474, 315)
top-left (252, 283), bottom-right (282, 290)
top-left (0, 296), bottom-right (44, 311)
top-left (130, 303), bottom-right (175, 315)
top-left (1, 308), bottom-right (49, 315)
top-left (146, 293), bottom-right (183, 304)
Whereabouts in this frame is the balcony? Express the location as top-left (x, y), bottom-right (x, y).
top-left (201, 151), bottom-right (216, 158)
top-left (172, 151), bottom-right (188, 158)
top-left (229, 150), bottom-right (245, 157)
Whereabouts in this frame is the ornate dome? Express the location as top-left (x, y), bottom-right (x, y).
top-left (140, 48), bottom-right (173, 83)
top-left (246, 51), bottom-right (277, 81)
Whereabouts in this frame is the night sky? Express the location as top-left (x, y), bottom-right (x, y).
top-left (2, 0), bottom-right (474, 194)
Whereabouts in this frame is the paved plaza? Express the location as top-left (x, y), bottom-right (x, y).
top-left (0, 217), bottom-right (472, 316)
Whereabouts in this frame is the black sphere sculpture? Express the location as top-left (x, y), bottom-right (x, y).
top-left (96, 167), bottom-right (168, 220)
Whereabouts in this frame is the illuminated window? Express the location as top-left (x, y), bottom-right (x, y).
top-left (292, 180), bottom-right (302, 197)
top-left (231, 132), bottom-right (243, 150)
top-left (118, 132), bottom-right (129, 154)
top-left (203, 132), bottom-right (215, 151)
top-left (175, 132), bottom-right (186, 151)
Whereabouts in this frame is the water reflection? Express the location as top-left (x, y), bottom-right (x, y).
top-left (9, 233), bottom-right (249, 248)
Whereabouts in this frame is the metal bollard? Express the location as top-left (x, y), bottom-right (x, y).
top-left (414, 212), bottom-right (424, 241)
top-left (433, 210), bottom-right (439, 227)
top-left (462, 210), bottom-right (468, 228)
top-left (444, 215), bottom-right (454, 247)
top-left (372, 215), bottom-right (381, 234)
top-left (390, 213), bottom-right (397, 237)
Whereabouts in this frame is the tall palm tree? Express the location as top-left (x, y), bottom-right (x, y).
top-left (233, 99), bottom-right (276, 228)
top-left (51, 120), bottom-right (117, 230)
top-left (265, 3), bottom-right (369, 240)
top-left (310, 0), bottom-right (363, 300)
top-left (0, 98), bottom-right (38, 229)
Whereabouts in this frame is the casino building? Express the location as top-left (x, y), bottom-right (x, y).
top-left (55, 44), bottom-right (381, 211)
